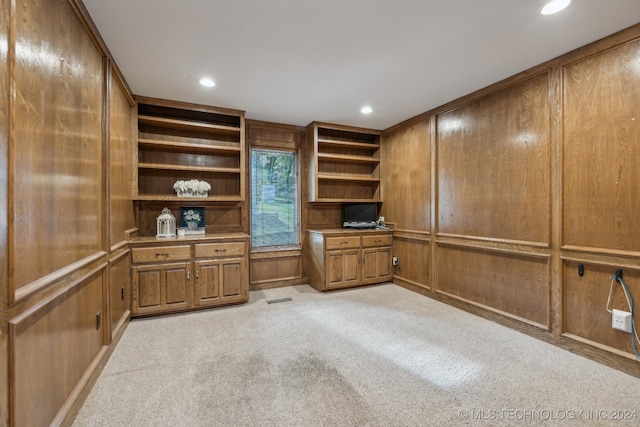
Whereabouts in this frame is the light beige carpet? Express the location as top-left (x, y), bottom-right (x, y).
top-left (73, 284), bottom-right (640, 426)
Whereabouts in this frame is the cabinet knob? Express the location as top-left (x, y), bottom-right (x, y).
top-left (341, 241), bottom-right (348, 245)
top-left (155, 252), bottom-right (169, 257)
top-left (215, 248), bottom-right (227, 253)
top-left (374, 239), bottom-right (381, 243)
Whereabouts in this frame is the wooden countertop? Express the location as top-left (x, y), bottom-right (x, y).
top-left (308, 228), bottom-right (392, 236)
top-left (130, 232), bottom-right (249, 246)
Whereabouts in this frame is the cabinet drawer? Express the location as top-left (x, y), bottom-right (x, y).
top-left (195, 242), bottom-right (246, 258)
top-left (361, 235), bottom-right (392, 248)
top-left (131, 245), bottom-right (191, 264)
top-left (326, 236), bottom-right (361, 250)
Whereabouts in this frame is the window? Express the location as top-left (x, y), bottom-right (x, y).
top-left (250, 149), bottom-right (299, 248)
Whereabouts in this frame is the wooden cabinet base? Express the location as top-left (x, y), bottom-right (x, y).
top-left (130, 233), bottom-right (249, 317)
top-left (307, 229), bottom-right (392, 291)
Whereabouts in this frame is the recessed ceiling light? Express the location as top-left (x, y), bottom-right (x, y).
top-left (199, 78), bottom-right (215, 88)
top-left (361, 106), bottom-right (373, 114)
top-left (541, 0), bottom-right (571, 15)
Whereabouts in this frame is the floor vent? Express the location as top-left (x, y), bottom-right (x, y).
top-left (267, 297), bottom-right (292, 305)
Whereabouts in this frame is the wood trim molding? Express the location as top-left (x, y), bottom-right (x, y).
top-left (436, 232), bottom-right (549, 248)
top-left (435, 288), bottom-right (549, 330)
top-left (392, 229), bottom-right (431, 240)
top-left (124, 227), bottom-right (139, 241)
top-left (249, 277), bottom-right (307, 291)
top-left (393, 275), bottom-right (431, 291)
top-left (13, 251), bottom-right (108, 304)
top-left (250, 249), bottom-right (302, 259)
top-left (435, 235), bottom-right (551, 259)
top-left (560, 255), bottom-right (640, 271)
top-left (110, 241), bottom-right (129, 254)
top-left (109, 247), bottom-right (129, 264)
top-left (9, 262), bottom-right (106, 334)
top-left (561, 245), bottom-right (640, 259)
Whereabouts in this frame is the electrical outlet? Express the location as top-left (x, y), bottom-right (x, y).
top-left (379, 216), bottom-right (385, 223)
top-left (612, 309), bottom-right (632, 333)
top-left (392, 256), bottom-right (398, 266)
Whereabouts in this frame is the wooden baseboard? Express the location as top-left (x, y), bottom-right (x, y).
top-left (250, 277), bottom-right (307, 291)
top-left (393, 279), bottom-right (640, 378)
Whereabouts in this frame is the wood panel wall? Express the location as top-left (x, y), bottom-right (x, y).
top-left (382, 24), bottom-right (640, 375)
top-left (247, 121), bottom-right (307, 290)
top-left (380, 120), bottom-right (431, 289)
top-left (1, 0), bottom-right (136, 425)
top-left (108, 68), bottom-right (136, 343)
top-left (0, 0), bottom-right (9, 422)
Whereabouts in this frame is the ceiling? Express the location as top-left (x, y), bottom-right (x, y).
top-left (83, 0), bottom-right (640, 130)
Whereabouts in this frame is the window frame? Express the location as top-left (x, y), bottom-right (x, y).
top-left (249, 147), bottom-right (301, 250)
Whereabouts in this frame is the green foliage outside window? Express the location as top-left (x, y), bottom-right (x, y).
top-left (250, 149), bottom-right (299, 247)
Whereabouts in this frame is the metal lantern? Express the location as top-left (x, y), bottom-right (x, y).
top-left (156, 207), bottom-right (176, 238)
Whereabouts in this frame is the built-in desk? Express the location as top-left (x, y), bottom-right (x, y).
top-left (307, 229), bottom-right (393, 291)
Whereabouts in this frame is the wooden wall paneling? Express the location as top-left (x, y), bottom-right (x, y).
top-left (380, 119), bottom-right (430, 233)
top-left (250, 249), bottom-right (304, 290)
top-left (9, 266), bottom-right (106, 427)
top-left (429, 114), bottom-right (439, 293)
top-left (549, 65), bottom-right (563, 335)
top-left (563, 39), bottom-right (640, 253)
top-left (137, 201), bottom-right (243, 235)
top-left (436, 74), bottom-right (551, 244)
top-left (391, 234), bottom-right (430, 290)
top-left (108, 248), bottom-right (130, 342)
top-left (109, 65), bottom-right (136, 250)
top-left (1, 0), bottom-right (9, 423)
top-left (10, 0), bottom-right (105, 302)
top-left (437, 244), bottom-right (550, 328)
top-left (563, 261), bottom-right (640, 358)
top-left (307, 204), bottom-right (342, 229)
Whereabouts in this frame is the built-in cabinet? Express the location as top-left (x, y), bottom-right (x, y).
top-left (307, 229), bottom-right (392, 291)
top-left (307, 122), bottom-right (381, 202)
top-left (130, 234), bottom-right (249, 317)
top-left (135, 96), bottom-right (245, 202)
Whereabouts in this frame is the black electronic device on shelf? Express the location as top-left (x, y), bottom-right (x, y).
top-left (342, 203), bottom-right (377, 229)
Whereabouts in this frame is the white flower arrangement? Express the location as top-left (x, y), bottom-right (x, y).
top-left (182, 209), bottom-right (202, 230)
top-left (173, 179), bottom-right (211, 197)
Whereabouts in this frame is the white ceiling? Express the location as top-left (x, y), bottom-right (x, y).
top-left (83, 0), bottom-right (640, 130)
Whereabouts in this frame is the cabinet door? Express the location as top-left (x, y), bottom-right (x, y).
top-left (326, 249), bottom-right (360, 289)
top-left (132, 262), bottom-right (191, 316)
top-left (195, 261), bottom-right (220, 305)
top-left (361, 247), bottom-right (392, 284)
top-left (195, 258), bottom-right (247, 306)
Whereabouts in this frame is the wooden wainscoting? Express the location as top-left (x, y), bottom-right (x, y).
top-left (436, 240), bottom-right (550, 328)
top-left (108, 248), bottom-right (131, 342)
top-left (250, 249), bottom-right (305, 290)
top-left (9, 265), bottom-right (106, 427)
top-left (391, 231), bottom-right (431, 290)
top-left (563, 259), bottom-right (640, 359)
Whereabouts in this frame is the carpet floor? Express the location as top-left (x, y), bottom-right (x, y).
top-left (72, 283), bottom-right (640, 426)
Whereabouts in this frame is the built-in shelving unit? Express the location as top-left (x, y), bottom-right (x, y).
top-left (134, 96), bottom-right (245, 202)
top-left (307, 122), bottom-right (382, 202)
